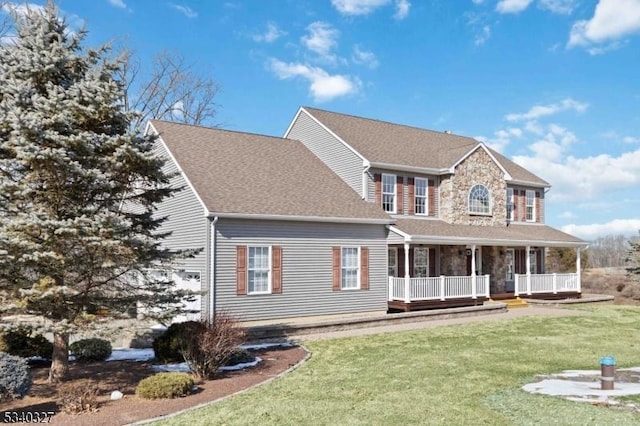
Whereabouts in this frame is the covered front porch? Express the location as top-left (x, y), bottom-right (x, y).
top-left (386, 220), bottom-right (586, 312)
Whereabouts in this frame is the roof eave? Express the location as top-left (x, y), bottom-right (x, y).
top-left (209, 212), bottom-right (394, 225)
top-left (369, 162), bottom-right (450, 175)
top-left (508, 179), bottom-right (551, 188)
top-left (407, 234), bottom-right (588, 248)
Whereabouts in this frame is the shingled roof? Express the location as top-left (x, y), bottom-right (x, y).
top-left (393, 218), bottom-right (586, 247)
top-left (301, 107), bottom-right (549, 186)
top-left (149, 120), bottom-right (392, 223)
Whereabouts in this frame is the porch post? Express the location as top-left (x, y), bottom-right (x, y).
top-left (526, 245), bottom-right (531, 295)
top-left (404, 242), bottom-right (411, 303)
top-left (471, 244), bottom-right (477, 298)
top-left (576, 247), bottom-right (582, 292)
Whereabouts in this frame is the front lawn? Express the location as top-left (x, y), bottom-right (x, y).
top-left (156, 305), bottom-right (640, 425)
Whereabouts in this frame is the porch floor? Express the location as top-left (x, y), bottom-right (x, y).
top-left (388, 297), bottom-right (489, 313)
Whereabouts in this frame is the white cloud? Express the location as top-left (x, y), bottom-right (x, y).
top-left (562, 219), bottom-right (640, 240)
top-left (394, 0), bottom-right (411, 20)
top-left (568, 0), bottom-right (640, 51)
top-left (252, 22), bottom-right (286, 43)
top-left (1, 2), bottom-right (44, 16)
top-left (107, 0), bottom-right (127, 8)
top-left (268, 59), bottom-right (361, 102)
top-left (513, 147), bottom-right (640, 201)
top-left (331, 0), bottom-right (390, 15)
top-left (475, 25), bottom-right (491, 45)
top-left (301, 21), bottom-right (340, 62)
top-left (559, 211), bottom-right (576, 219)
top-left (505, 98), bottom-right (588, 122)
top-left (352, 45), bottom-right (379, 68)
top-left (169, 3), bottom-right (197, 18)
top-left (538, 0), bottom-right (576, 15)
top-left (480, 127), bottom-right (522, 152)
top-left (496, 0), bottom-right (533, 14)
top-left (623, 136), bottom-right (640, 144)
top-left (472, 0), bottom-right (485, 4)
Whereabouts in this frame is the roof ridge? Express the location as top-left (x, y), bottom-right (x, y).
top-left (302, 106), bottom-right (479, 142)
top-left (150, 119), bottom-right (291, 142)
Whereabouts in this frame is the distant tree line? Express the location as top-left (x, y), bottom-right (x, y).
top-left (546, 233), bottom-right (640, 272)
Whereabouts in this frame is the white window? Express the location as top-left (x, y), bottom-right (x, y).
top-left (415, 178), bottom-right (428, 215)
top-left (469, 184), bottom-right (491, 215)
top-left (529, 249), bottom-right (537, 274)
top-left (506, 188), bottom-right (514, 221)
top-left (413, 247), bottom-right (429, 278)
top-left (382, 174), bottom-right (396, 213)
top-left (341, 247), bottom-right (360, 289)
top-left (248, 246), bottom-right (270, 294)
top-left (388, 248), bottom-right (398, 277)
top-left (526, 190), bottom-right (535, 222)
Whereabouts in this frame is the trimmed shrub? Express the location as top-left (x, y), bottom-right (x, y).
top-left (225, 348), bottom-right (255, 367)
top-left (182, 314), bottom-right (247, 379)
top-left (0, 351), bottom-right (32, 401)
top-left (57, 381), bottom-right (100, 413)
top-left (135, 372), bottom-right (195, 399)
top-left (0, 325), bottom-right (53, 359)
top-left (69, 338), bottom-right (112, 362)
top-left (152, 321), bottom-right (205, 363)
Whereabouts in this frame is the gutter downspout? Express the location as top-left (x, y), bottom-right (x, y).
top-left (362, 160), bottom-right (371, 201)
top-left (209, 216), bottom-right (218, 320)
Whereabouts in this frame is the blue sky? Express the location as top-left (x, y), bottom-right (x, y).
top-left (3, 0), bottom-right (640, 241)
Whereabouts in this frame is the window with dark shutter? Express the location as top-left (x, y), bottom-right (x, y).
top-left (361, 247), bottom-right (369, 290)
top-left (332, 246), bottom-right (341, 291)
top-left (272, 246), bottom-right (282, 294)
top-left (236, 246), bottom-right (247, 296)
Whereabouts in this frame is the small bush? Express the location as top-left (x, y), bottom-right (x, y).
top-left (152, 321), bottom-right (205, 363)
top-left (57, 381), bottom-right (100, 413)
top-left (0, 352), bottom-right (32, 401)
top-left (0, 325), bottom-right (53, 359)
top-left (135, 372), bottom-right (195, 399)
top-left (69, 338), bottom-right (112, 362)
top-left (225, 348), bottom-right (255, 366)
top-left (182, 314), bottom-right (247, 380)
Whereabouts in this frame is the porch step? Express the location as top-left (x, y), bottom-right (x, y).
top-left (500, 297), bottom-right (529, 309)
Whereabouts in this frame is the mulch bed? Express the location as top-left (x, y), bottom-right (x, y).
top-left (0, 345), bottom-right (308, 426)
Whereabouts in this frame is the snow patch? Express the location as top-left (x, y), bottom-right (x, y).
top-left (151, 357), bottom-right (262, 373)
top-left (106, 348), bottom-right (155, 362)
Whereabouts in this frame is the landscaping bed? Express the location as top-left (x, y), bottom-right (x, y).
top-left (0, 345), bottom-right (307, 426)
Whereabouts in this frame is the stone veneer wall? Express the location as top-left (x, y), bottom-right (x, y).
top-left (439, 148), bottom-right (507, 226)
top-left (439, 246), bottom-right (467, 276)
top-left (482, 246), bottom-right (508, 294)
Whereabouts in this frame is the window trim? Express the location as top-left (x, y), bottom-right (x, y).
top-left (468, 184), bottom-right (492, 216)
top-left (526, 190), bottom-right (535, 222)
top-left (414, 177), bottom-right (428, 216)
top-left (247, 246), bottom-right (272, 295)
top-left (381, 173), bottom-right (397, 214)
top-left (388, 247), bottom-right (398, 277)
top-left (341, 246), bottom-right (361, 290)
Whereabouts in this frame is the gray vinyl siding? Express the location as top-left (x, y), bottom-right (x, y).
top-left (288, 110), bottom-right (364, 195)
top-left (154, 141), bottom-right (210, 317)
top-left (386, 230), bottom-right (405, 244)
top-left (214, 219), bottom-right (388, 321)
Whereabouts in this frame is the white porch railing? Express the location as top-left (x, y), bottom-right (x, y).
top-left (514, 273), bottom-right (580, 296)
top-left (388, 275), bottom-right (490, 303)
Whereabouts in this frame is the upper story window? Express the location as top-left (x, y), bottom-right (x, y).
top-left (526, 190), bottom-right (535, 222)
top-left (506, 188), bottom-right (514, 221)
top-left (468, 184), bottom-right (491, 215)
top-left (382, 173), bottom-right (396, 213)
top-left (415, 178), bottom-right (428, 215)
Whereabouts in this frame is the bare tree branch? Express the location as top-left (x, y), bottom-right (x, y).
top-left (121, 50), bottom-right (221, 130)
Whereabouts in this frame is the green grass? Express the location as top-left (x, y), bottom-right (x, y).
top-left (155, 305), bottom-right (640, 425)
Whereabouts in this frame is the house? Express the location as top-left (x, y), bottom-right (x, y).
top-left (147, 121), bottom-right (393, 322)
top-left (147, 107), bottom-right (586, 322)
top-left (285, 107), bottom-right (587, 311)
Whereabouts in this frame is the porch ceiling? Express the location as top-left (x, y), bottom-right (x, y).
top-left (390, 218), bottom-right (587, 247)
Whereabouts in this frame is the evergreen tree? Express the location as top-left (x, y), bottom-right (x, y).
top-left (0, 2), bottom-right (194, 382)
top-left (627, 232), bottom-right (640, 280)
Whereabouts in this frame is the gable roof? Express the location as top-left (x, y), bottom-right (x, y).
top-left (149, 120), bottom-right (392, 224)
top-left (301, 107), bottom-right (549, 187)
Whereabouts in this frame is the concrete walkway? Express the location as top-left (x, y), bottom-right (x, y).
top-left (290, 306), bottom-right (587, 342)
